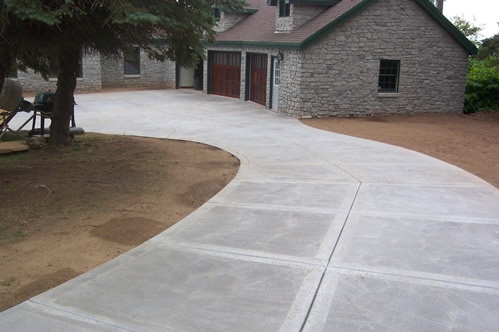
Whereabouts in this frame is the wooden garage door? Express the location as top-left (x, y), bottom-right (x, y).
top-left (249, 53), bottom-right (268, 106)
top-left (210, 52), bottom-right (241, 98)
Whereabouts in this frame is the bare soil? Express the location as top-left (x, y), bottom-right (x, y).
top-left (0, 134), bottom-right (239, 311)
top-left (302, 112), bottom-right (499, 188)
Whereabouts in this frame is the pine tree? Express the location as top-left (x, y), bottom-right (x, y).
top-left (1, 0), bottom-right (245, 146)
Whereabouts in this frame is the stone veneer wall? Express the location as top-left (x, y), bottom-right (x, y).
top-left (101, 49), bottom-right (175, 89)
top-left (286, 0), bottom-right (469, 118)
top-left (291, 5), bottom-right (325, 29)
top-left (276, 5), bottom-right (326, 32)
top-left (15, 52), bottom-right (102, 93)
top-left (276, 49), bottom-right (304, 117)
top-left (215, 12), bottom-right (249, 33)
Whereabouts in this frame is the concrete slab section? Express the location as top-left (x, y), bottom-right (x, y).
top-left (303, 269), bottom-right (499, 331)
top-left (307, 139), bottom-right (434, 164)
top-left (353, 183), bottom-right (499, 221)
top-left (159, 204), bottom-right (348, 264)
top-left (331, 214), bottom-right (499, 287)
top-left (0, 302), bottom-right (125, 332)
top-left (31, 245), bottom-right (322, 332)
top-left (211, 180), bottom-right (360, 213)
top-left (239, 161), bottom-right (358, 182)
top-left (341, 161), bottom-right (486, 185)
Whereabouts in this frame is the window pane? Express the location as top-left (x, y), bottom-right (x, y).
top-left (48, 61), bottom-right (59, 78)
top-left (124, 47), bottom-right (140, 75)
top-left (212, 7), bottom-right (221, 21)
top-left (274, 61), bottom-right (280, 86)
top-left (378, 59), bottom-right (400, 92)
top-left (48, 58), bottom-right (83, 78)
top-left (279, 0), bottom-right (290, 17)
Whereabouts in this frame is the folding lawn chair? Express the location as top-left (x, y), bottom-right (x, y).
top-left (1, 110), bottom-right (17, 138)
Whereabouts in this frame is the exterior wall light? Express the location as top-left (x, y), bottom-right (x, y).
top-left (276, 50), bottom-right (284, 62)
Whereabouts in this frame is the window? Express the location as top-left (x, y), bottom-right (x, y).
top-left (274, 60), bottom-right (280, 86)
top-left (378, 60), bottom-right (400, 93)
top-left (48, 61), bottom-right (59, 79)
top-left (279, 0), bottom-right (290, 17)
top-left (124, 47), bottom-right (140, 75)
top-left (213, 7), bottom-right (221, 21)
top-left (48, 58), bottom-right (83, 79)
top-left (213, 52), bottom-right (241, 66)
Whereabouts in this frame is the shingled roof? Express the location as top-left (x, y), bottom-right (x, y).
top-left (209, 0), bottom-right (477, 54)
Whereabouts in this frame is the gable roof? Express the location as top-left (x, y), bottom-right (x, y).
top-left (209, 0), bottom-right (477, 54)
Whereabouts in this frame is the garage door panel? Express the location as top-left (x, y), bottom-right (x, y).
top-left (210, 52), bottom-right (241, 99)
top-left (249, 54), bottom-right (268, 106)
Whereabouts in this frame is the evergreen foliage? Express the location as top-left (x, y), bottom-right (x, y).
top-left (0, 0), bottom-right (245, 146)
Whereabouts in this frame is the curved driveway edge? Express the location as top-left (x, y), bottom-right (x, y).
top-left (2, 90), bottom-right (499, 331)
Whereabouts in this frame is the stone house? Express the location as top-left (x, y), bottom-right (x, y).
top-left (204, 0), bottom-right (477, 117)
top-left (10, 0), bottom-right (476, 118)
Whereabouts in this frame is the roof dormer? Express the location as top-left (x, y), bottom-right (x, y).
top-left (214, 6), bottom-right (259, 33)
top-left (268, 0), bottom-right (341, 33)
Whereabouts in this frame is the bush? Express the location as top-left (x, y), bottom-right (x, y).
top-left (464, 56), bottom-right (499, 113)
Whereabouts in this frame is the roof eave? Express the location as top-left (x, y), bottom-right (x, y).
top-left (287, 0), bottom-right (341, 5)
top-left (203, 40), bottom-right (301, 49)
top-left (269, 0), bottom-right (340, 6)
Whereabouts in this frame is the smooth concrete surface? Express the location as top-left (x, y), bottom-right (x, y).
top-left (2, 90), bottom-right (499, 331)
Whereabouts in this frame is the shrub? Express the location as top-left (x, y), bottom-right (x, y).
top-left (464, 56), bottom-right (499, 113)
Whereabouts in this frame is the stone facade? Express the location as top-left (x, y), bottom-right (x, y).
top-left (283, 0), bottom-right (469, 118)
top-left (101, 49), bottom-right (176, 89)
top-left (14, 52), bottom-right (102, 93)
top-left (215, 12), bottom-right (250, 33)
top-left (275, 49), bottom-right (303, 117)
top-left (14, 49), bottom-right (176, 93)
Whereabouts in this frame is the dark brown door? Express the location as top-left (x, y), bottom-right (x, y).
top-left (210, 52), bottom-right (241, 98)
top-left (249, 54), bottom-right (268, 106)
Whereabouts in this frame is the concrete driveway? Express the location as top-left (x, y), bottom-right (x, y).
top-left (2, 90), bottom-right (499, 331)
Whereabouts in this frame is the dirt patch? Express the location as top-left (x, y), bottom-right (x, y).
top-left (91, 217), bottom-right (167, 246)
top-left (0, 134), bottom-right (239, 311)
top-left (302, 112), bottom-right (499, 188)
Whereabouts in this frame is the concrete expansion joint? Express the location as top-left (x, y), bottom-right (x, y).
top-left (349, 210), bottom-right (499, 225)
top-left (228, 178), bottom-right (358, 185)
top-left (207, 201), bottom-right (352, 214)
top-left (326, 267), bottom-right (499, 294)
top-left (163, 242), bottom-right (327, 270)
top-left (301, 183), bottom-right (362, 330)
top-left (28, 300), bottom-right (135, 332)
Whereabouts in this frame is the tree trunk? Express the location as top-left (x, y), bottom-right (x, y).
top-left (0, 44), bottom-right (13, 93)
top-left (49, 45), bottom-right (80, 147)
